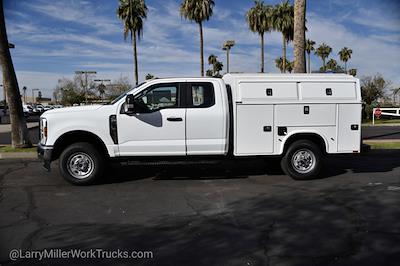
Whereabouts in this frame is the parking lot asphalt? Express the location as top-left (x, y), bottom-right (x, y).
top-left (1, 151), bottom-right (400, 266)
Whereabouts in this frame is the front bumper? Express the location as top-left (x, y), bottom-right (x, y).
top-left (37, 143), bottom-right (53, 171)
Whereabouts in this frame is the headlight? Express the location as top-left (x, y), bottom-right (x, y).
top-left (40, 118), bottom-right (48, 145)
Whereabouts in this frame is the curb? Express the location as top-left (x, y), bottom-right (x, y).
top-left (0, 152), bottom-right (38, 159)
top-left (363, 139), bottom-right (400, 143)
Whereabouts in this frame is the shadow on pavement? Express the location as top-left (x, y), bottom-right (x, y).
top-left (102, 150), bottom-right (400, 184)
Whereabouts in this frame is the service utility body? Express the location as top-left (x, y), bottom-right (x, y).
top-left (38, 73), bottom-right (362, 185)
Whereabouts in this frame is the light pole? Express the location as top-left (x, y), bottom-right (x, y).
top-left (31, 88), bottom-right (39, 104)
top-left (75, 70), bottom-right (97, 104)
top-left (222, 40), bottom-right (235, 73)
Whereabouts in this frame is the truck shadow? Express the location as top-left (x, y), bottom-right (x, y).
top-left (102, 150), bottom-right (400, 184)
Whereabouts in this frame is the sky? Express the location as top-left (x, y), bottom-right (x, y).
top-left (2, 0), bottom-right (400, 98)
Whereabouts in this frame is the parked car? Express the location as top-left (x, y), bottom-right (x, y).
top-left (38, 73), bottom-right (362, 185)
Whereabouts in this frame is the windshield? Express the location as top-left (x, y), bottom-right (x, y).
top-left (109, 81), bottom-right (147, 105)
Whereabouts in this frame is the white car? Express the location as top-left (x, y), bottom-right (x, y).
top-left (38, 74), bottom-right (362, 185)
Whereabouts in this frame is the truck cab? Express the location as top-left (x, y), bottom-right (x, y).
top-left (38, 74), bottom-right (362, 185)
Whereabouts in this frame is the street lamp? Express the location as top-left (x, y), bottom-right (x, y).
top-left (222, 40), bottom-right (235, 73)
top-left (75, 70), bottom-right (97, 104)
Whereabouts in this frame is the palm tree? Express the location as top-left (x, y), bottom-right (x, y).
top-left (117, 0), bottom-right (148, 85)
top-left (315, 43), bottom-right (332, 72)
top-left (246, 0), bottom-right (273, 73)
top-left (348, 68), bottom-right (357, 77)
top-left (181, 0), bottom-right (215, 77)
top-left (207, 54), bottom-right (223, 77)
top-left (305, 39), bottom-right (315, 73)
top-left (272, 0), bottom-right (294, 73)
top-left (326, 58), bottom-right (337, 71)
top-left (338, 47), bottom-right (352, 72)
top-left (275, 57), bottom-right (291, 73)
top-left (293, 0), bottom-right (306, 73)
top-left (0, 0), bottom-right (31, 148)
top-left (145, 73), bottom-right (154, 80)
top-left (208, 54), bottom-right (217, 64)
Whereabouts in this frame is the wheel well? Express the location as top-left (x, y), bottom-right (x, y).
top-left (51, 131), bottom-right (109, 161)
top-left (283, 133), bottom-right (327, 154)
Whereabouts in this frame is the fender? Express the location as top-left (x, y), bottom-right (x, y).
top-left (279, 129), bottom-right (330, 155)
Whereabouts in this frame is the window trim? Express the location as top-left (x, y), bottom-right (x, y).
top-left (185, 82), bottom-right (215, 109)
top-left (127, 82), bottom-right (184, 113)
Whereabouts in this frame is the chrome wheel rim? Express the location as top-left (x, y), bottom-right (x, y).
top-left (291, 149), bottom-right (316, 174)
top-left (67, 152), bottom-right (94, 179)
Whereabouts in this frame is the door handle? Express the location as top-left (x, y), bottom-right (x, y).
top-left (167, 117), bottom-right (183, 122)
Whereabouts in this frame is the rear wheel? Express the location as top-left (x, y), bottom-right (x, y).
top-left (281, 140), bottom-right (323, 180)
top-left (59, 142), bottom-right (104, 185)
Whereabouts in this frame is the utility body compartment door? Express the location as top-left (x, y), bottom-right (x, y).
top-left (236, 104), bottom-right (274, 155)
top-left (337, 104), bottom-right (361, 152)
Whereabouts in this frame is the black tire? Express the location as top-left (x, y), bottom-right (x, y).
top-left (280, 140), bottom-right (323, 180)
top-left (59, 142), bottom-right (105, 185)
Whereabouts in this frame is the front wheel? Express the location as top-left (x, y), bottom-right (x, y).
top-left (281, 140), bottom-right (323, 180)
top-left (59, 142), bottom-right (105, 185)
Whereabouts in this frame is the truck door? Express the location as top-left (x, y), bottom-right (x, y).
top-left (117, 82), bottom-right (186, 156)
top-left (185, 81), bottom-right (227, 155)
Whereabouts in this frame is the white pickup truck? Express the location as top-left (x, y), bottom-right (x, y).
top-left (38, 73), bottom-right (362, 185)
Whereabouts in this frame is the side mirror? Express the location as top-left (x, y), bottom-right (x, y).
top-left (124, 94), bottom-right (135, 113)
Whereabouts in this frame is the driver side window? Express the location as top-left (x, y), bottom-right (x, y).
top-left (136, 84), bottom-right (179, 112)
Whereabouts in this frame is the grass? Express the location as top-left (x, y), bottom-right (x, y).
top-left (0, 145), bottom-right (37, 153)
top-left (363, 118), bottom-right (400, 125)
top-left (365, 142), bottom-right (400, 149)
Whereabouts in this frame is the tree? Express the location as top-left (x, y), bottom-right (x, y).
top-left (246, 0), bottom-right (273, 73)
top-left (391, 87), bottom-right (400, 106)
top-left (293, 0), bottom-right (306, 73)
top-left (361, 74), bottom-right (389, 105)
top-left (145, 73), bottom-right (155, 80)
top-left (272, 0), bottom-right (294, 73)
top-left (180, 0), bottom-right (214, 77)
top-left (275, 57), bottom-right (292, 73)
top-left (207, 54), bottom-right (223, 77)
top-left (107, 76), bottom-right (131, 100)
top-left (0, 0), bottom-right (31, 148)
top-left (305, 39), bottom-right (315, 73)
top-left (315, 43), bottom-right (332, 72)
top-left (338, 47), bottom-right (352, 72)
top-left (117, 0), bottom-right (148, 85)
top-left (326, 58), bottom-right (337, 71)
top-left (348, 69), bottom-right (357, 77)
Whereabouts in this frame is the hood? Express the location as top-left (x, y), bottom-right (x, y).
top-left (45, 105), bottom-right (103, 114)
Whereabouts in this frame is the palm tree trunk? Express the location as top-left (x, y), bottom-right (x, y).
top-left (0, 0), bottom-right (30, 148)
top-left (293, 0), bottom-right (306, 73)
top-left (199, 22), bottom-right (204, 76)
top-left (344, 61), bottom-right (347, 73)
top-left (282, 34), bottom-right (286, 73)
top-left (307, 52), bottom-right (311, 73)
top-left (133, 32), bottom-right (138, 85)
top-left (261, 32), bottom-right (264, 73)
top-left (322, 58), bottom-right (326, 72)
